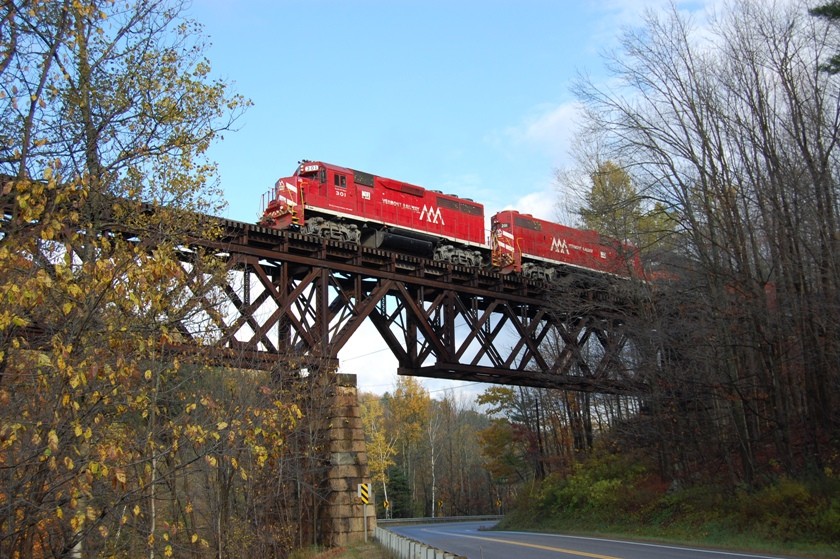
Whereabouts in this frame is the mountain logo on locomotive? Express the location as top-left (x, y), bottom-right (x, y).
top-left (550, 237), bottom-right (570, 255)
top-left (419, 205), bottom-right (444, 225)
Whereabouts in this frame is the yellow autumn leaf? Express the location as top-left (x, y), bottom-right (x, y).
top-left (47, 430), bottom-right (59, 451)
top-left (133, 504), bottom-right (141, 516)
top-left (191, 533), bottom-right (198, 543)
top-left (216, 421), bottom-right (228, 430)
top-left (144, 369), bottom-right (152, 381)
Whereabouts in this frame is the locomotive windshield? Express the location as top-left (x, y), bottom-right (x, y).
top-left (297, 162), bottom-right (326, 183)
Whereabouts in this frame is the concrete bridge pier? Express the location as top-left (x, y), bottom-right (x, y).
top-left (320, 373), bottom-right (376, 546)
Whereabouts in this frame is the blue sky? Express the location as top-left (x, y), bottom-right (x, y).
top-left (186, 0), bottom-right (718, 395)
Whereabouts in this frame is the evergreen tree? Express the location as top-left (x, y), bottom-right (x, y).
top-left (811, 2), bottom-right (840, 72)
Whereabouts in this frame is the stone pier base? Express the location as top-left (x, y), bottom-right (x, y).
top-left (320, 373), bottom-right (376, 546)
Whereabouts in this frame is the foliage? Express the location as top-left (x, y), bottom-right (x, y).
top-left (533, 447), bottom-right (648, 520)
top-left (477, 420), bottom-right (528, 485)
top-left (359, 384), bottom-right (496, 519)
top-left (503, 448), bottom-right (840, 554)
top-left (579, 161), bottom-right (641, 241)
top-left (810, 1), bottom-right (840, 72)
top-left (383, 466), bottom-right (411, 519)
top-left (734, 477), bottom-right (840, 542)
top-left (382, 377), bottom-right (430, 516)
top-left (568, 0), bottom-right (840, 491)
top-left (359, 393), bottom-right (396, 517)
top-left (0, 1), bottom-right (275, 557)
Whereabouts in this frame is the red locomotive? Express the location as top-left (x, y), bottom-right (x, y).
top-left (261, 160), bottom-right (484, 266)
top-left (261, 160), bottom-right (642, 279)
top-left (490, 210), bottom-right (643, 280)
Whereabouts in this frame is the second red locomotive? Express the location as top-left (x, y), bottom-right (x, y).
top-left (490, 210), bottom-right (643, 280)
top-left (261, 160), bottom-right (642, 280)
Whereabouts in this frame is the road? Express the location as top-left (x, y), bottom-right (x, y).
top-left (385, 521), bottom-right (810, 559)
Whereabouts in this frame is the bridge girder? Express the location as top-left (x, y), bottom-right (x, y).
top-left (184, 221), bottom-right (646, 394)
top-left (5, 208), bottom-right (645, 394)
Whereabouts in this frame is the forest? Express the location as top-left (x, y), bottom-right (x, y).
top-left (361, 0), bottom-right (840, 552)
top-left (1, 0), bottom-right (839, 557)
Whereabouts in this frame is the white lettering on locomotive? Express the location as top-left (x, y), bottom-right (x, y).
top-left (550, 237), bottom-right (570, 255)
top-left (361, 190), bottom-right (371, 200)
top-left (420, 205), bottom-right (444, 225)
top-left (383, 198), bottom-right (421, 212)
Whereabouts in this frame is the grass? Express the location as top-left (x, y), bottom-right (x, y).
top-left (498, 471), bottom-right (840, 559)
top-left (497, 516), bottom-right (840, 559)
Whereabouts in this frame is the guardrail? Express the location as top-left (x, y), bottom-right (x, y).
top-left (374, 516), bottom-right (502, 559)
top-left (377, 515), bottom-right (502, 526)
top-left (375, 526), bottom-right (465, 559)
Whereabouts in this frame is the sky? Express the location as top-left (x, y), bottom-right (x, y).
top-left (184, 0), bottom-right (721, 397)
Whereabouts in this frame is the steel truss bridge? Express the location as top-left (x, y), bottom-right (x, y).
top-left (182, 219), bottom-right (647, 394)
top-left (2, 198), bottom-right (646, 393)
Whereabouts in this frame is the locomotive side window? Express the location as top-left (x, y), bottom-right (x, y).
top-left (514, 216), bottom-right (542, 230)
top-left (354, 170), bottom-right (375, 187)
top-left (334, 174), bottom-right (347, 188)
top-left (436, 196), bottom-right (482, 216)
top-left (460, 202), bottom-right (482, 216)
top-left (437, 197), bottom-right (460, 211)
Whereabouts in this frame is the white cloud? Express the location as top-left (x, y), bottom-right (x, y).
top-left (498, 100), bottom-right (583, 168)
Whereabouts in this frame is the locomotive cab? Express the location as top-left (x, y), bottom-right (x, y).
top-left (261, 161), bottom-right (361, 242)
top-left (298, 161), bottom-right (326, 184)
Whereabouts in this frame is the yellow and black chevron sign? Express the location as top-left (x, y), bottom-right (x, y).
top-left (357, 483), bottom-right (371, 504)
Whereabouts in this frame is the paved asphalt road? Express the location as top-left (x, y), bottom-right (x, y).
top-left (386, 521), bottom-right (812, 559)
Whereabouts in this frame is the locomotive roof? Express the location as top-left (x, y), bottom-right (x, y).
top-left (301, 160), bottom-right (483, 207)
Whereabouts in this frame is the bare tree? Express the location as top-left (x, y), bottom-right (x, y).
top-left (570, 0), bottom-right (840, 485)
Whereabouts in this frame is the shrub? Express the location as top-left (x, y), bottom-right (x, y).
top-left (735, 477), bottom-right (831, 541)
